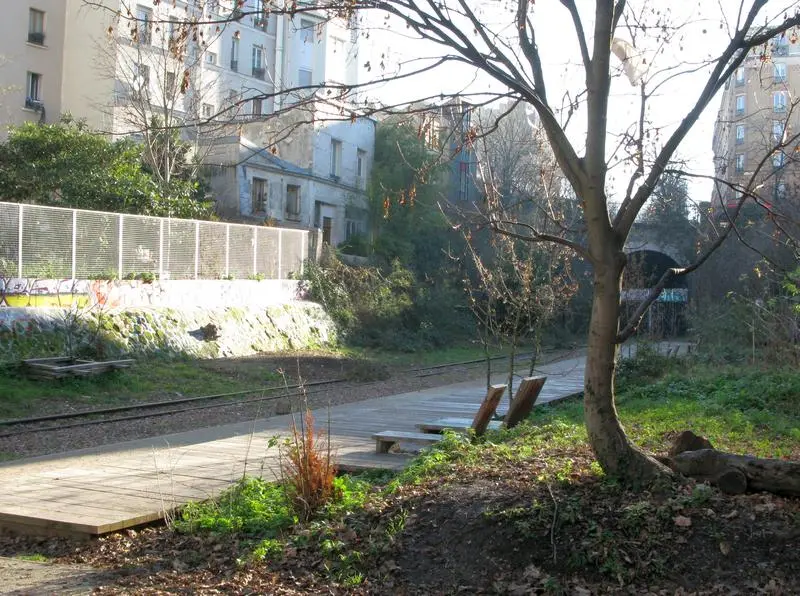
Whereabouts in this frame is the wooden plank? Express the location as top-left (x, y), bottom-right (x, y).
top-left (373, 431), bottom-right (443, 454)
top-left (503, 376), bottom-right (547, 429)
top-left (471, 384), bottom-right (506, 436)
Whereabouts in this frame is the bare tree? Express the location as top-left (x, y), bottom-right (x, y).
top-left (86, 0), bottom-right (800, 484)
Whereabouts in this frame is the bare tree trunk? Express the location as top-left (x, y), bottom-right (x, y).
top-left (583, 257), bottom-right (669, 483)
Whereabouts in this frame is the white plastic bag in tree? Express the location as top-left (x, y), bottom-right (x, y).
top-left (611, 38), bottom-right (648, 86)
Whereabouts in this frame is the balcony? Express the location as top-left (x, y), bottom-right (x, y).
top-left (27, 31), bottom-right (45, 45)
top-left (252, 67), bottom-right (266, 80)
top-left (230, 59), bottom-right (238, 72)
top-left (24, 97), bottom-right (44, 112)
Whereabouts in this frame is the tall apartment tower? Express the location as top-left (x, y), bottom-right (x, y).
top-left (711, 32), bottom-right (800, 222)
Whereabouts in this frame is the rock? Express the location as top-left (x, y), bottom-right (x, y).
top-left (200, 323), bottom-right (219, 341)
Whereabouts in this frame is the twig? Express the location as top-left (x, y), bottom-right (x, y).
top-left (547, 483), bottom-right (558, 564)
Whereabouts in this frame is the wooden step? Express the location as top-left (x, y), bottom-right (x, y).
top-left (373, 430), bottom-right (444, 454)
top-left (417, 418), bottom-right (503, 434)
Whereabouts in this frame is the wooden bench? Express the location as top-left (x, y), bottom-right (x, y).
top-left (373, 430), bottom-right (444, 454)
top-left (417, 418), bottom-right (503, 434)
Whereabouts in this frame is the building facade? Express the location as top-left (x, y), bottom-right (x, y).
top-left (711, 32), bottom-right (800, 223)
top-left (0, 0), bottom-right (68, 135)
top-left (0, 0), bottom-right (371, 245)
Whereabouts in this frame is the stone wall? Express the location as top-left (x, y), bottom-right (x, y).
top-left (0, 302), bottom-right (337, 364)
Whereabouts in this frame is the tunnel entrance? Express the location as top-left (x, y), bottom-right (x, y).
top-left (622, 250), bottom-right (688, 337)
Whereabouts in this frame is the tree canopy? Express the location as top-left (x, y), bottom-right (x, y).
top-left (0, 118), bottom-right (212, 219)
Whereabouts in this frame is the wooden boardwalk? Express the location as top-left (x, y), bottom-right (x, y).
top-left (0, 355), bottom-right (586, 537)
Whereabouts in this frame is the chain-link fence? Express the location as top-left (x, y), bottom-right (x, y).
top-left (0, 202), bottom-right (308, 280)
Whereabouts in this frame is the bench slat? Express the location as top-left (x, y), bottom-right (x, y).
top-left (373, 431), bottom-right (443, 453)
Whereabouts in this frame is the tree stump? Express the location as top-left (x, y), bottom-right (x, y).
top-left (503, 376), bottom-right (546, 429)
top-left (471, 384), bottom-right (507, 436)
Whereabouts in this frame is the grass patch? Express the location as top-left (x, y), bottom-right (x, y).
top-left (344, 342), bottom-right (534, 369)
top-left (0, 357), bottom-right (283, 419)
top-left (15, 553), bottom-right (49, 562)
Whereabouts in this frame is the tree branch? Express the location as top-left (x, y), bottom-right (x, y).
top-left (560, 0), bottom-right (591, 71)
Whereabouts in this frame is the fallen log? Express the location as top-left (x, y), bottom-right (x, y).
top-left (664, 431), bottom-right (800, 497)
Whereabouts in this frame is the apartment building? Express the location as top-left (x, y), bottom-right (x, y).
top-left (0, 1), bottom-right (68, 135)
top-left (0, 0), bottom-right (371, 244)
top-left (710, 32), bottom-right (800, 223)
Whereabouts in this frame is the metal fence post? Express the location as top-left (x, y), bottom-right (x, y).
top-left (225, 224), bottom-right (230, 278)
top-left (277, 229), bottom-right (282, 279)
top-left (71, 210), bottom-right (77, 280)
top-left (252, 227), bottom-right (258, 277)
top-left (118, 214), bottom-right (124, 277)
top-left (194, 220), bottom-right (200, 280)
top-left (17, 204), bottom-right (23, 278)
top-left (159, 219), bottom-right (164, 279)
top-left (300, 230), bottom-right (307, 276)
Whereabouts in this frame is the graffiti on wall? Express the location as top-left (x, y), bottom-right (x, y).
top-left (0, 278), bottom-right (134, 309)
top-left (0, 279), bottom-right (90, 308)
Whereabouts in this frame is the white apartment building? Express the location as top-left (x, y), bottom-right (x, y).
top-left (0, 0), bottom-right (371, 246)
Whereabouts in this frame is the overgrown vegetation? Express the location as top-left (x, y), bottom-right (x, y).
top-left (0, 117), bottom-right (212, 218)
top-left (302, 250), bottom-right (472, 352)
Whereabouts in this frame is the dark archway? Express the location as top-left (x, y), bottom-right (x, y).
top-left (622, 250), bottom-right (688, 338)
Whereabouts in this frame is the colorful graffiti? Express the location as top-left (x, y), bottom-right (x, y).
top-left (0, 278), bottom-right (298, 310)
top-left (0, 278), bottom-right (91, 308)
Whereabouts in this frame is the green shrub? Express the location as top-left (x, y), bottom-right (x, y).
top-left (302, 252), bottom-right (471, 351)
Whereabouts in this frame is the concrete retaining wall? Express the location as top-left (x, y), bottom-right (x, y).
top-left (0, 302), bottom-right (336, 363)
top-left (0, 278), bottom-right (301, 309)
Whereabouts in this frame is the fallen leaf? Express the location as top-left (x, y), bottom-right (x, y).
top-left (674, 515), bottom-right (692, 527)
top-left (719, 541), bottom-right (731, 555)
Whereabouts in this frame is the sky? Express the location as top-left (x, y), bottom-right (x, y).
top-left (353, 1), bottom-right (800, 208)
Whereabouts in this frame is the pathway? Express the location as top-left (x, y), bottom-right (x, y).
top-left (0, 353), bottom-right (591, 537)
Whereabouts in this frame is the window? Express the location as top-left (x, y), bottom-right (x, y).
top-left (252, 45), bottom-right (265, 79)
top-left (774, 91), bottom-right (787, 112)
top-left (735, 124), bottom-right (745, 144)
top-left (735, 67), bottom-right (745, 86)
top-left (205, 51), bottom-right (217, 65)
top-left (773, 151), bottom-right (786, 168)
top-left (345, 220), bottom-right (362, 241)
top-left (28, 9), bottom-right (45, 45)
top-left (133, 63), bottom-right (149, 99)
top-left (25, 72), bottom-right (42, 107)
top-left (735, 94), bottom-right (745, 115)
top-left (300, 19), bottom-right (315, 45)
top-left (230, 37), bottom-right (239, 71)
top-left (356, 149), bottom-right (365, 177)
top-left (286, 185), bottom-right (301, 219)
top-left (253, 0), bottom-right (268, 30)
top-left (735, 153), bottom-right (745, 173)
top-left (298, 68), bottom-right (312, 86)
top-left (252, 97), bottom-right (263, 115)
top-left (330, 139), bottom-right (342, 177)
top-left (252, 177), bottom-right (267, 213)
top-left (775, 181), bottom-right (787, 201)
top-left (202, 103), bottom-right (213, 118)
top-left (773, 120), bottom-right (784, 143)
top-left (165, 71), bottom-right (176, 92)
top-left (135, 5), bottom-right (152, 45)
top-left (774, 62), bottom-right (787, 83)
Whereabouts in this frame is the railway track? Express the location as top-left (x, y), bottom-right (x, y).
top-left (0, 350), bottom-right (564, 439)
